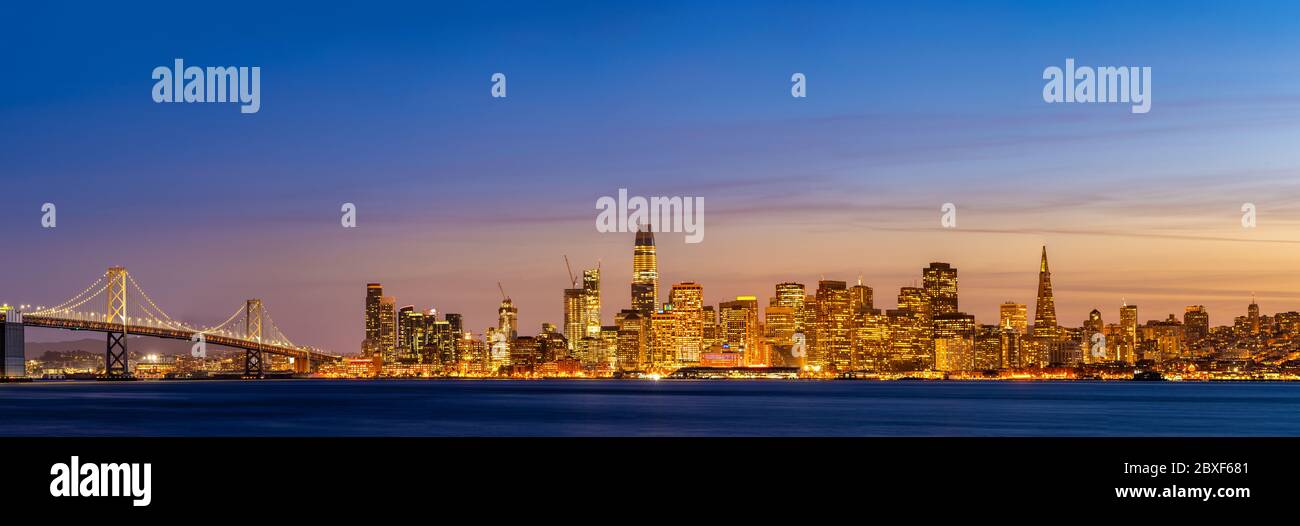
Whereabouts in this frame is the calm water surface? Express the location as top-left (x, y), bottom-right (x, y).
top-left (1, 380), bottom-right (1297, 436)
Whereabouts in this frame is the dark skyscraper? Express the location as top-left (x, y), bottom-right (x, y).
top-left (631, 226), bottom-right (658, 315)
top-left (922, 262), bottom-right (958, 315)
top-left (364, 283), bottom-right (384, 353)
top-left (1032, 247), bottom-right (1058, 338)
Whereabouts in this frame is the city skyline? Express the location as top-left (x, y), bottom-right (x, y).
top-left (336, 231), bottom-right (1291, 379)
top-left (6, 2), bottom-right (1300, 353)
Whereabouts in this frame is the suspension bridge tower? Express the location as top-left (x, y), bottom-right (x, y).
top-left (104, 266), bottom-right (131, 378)
top-left (244, 299), bottom-right (263, 378)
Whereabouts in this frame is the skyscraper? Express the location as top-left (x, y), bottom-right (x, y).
top-left (1184, 305), bottom-right (1209, 350)
top-left (1119, 303), bottom-right (1138, 364)
top-left (563, 287), bottom-right (585, 352)
top-left (363, 283), bottom-right (384, 355)
top-left (923, 262), bottom-right (958, 315)
top-left (1248, 297), bottom-right (1260, 335)
top-left (720, 296), bottom-right (761, 366)
top-left (897, 286), bottom-right (933, 368)
top-left (649, 307), bottom-right (683, 370)
top-left (999, 301), bottom-right (1027, 334)
top-left (1083, 308), bottom-right (1106, 363)
top-left (631, 226), bottom-right (658, 315)
top-left (669, 282), bottom-right (705, 364)
top-left (378, 295), bottom-right (397, 364)
top-left (498, 298), bottom-right (518, 341)
top-left (1032, 247), bottom-right (1058, 339)
top-left (397, 305), bottom-right (426, 363)
top-left (849, 279), bottom-right (873, 315)
top-left (814, 280), bottom-right (851, 371)
top-left (933, 312), bottom-right (976, 371)
top-left (615, 309), bottom-right (647, 371)
top-left (583, 268), bottom-right (602, 338)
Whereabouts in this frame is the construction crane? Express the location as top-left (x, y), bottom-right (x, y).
top-left (564, 255), bottom-right (577, 288)
top-left (497, 282), bottom-right (509, 301)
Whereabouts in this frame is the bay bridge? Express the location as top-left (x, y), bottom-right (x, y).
top-left (2, 266), bottom-right (340, 378)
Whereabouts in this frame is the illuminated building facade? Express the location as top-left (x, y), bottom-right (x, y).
top-left (1184, 305), bottom-right (1209, 351)
top-left (720, 296), bottom-right (761, 366)
top-left (923, 262), bottom-right (958, 315)
top-left (364, 283), bottom-right (384, 354)
top-left (564, 287), bottom-right (584, 353)
top-left (631, 227), bottom-right (658, 315)
top-left (378, 295), bottom-right (397, 364)
top-left (397, 306), bottom-right (426, 363)
top-left (814, 280), bottom-right (851, 371)
top-left (669, 282), bottom-right (705, 364)
top-left (1119, 303), bottom-right (1138, 364)
top-left (1032, 247), bottom-right (1058, 339)
top-left (583, 268), bottom-right (602, 338)
top-left (1000, 302), bottom-right (1027, 335)
top-left (616, 309), bottom-right (647, 371)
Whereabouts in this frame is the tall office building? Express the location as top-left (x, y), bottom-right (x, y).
top-left (701, 305), bottom-right (719, 351)
top-left (428, 316), bottom-right (454, 365)
top-left (564, 265), bottom-right (603, 355)
top-left (851, 308), bottom-right (887, 372)
top-left (769, 283), bottom-right (800, 332)
top-left (999, 302), bottom-right (1028, 334)
top-left (1184, 305), bottom-right (1209, 350)
top-left (669, 282), bottom-right (705, 364)
top-left (583, 268), bottom-right (602, 338)
top-left (720, 296), bottom-right (761, 366)
top-left (498, 298), bottom-right (518, 341)
top-left (933, 312), bottom-right (976, 371)
top-left (1083, 308), bottom-right (1106, 363)
top-left (445, 313), bottom-right (463, 336)
top-left (813, 280), bottom-right (852, 371)
top-left (1248, 297), bottom-right (1260, 335)
top-left (615, 309), bottom-right (647, 371)
top-left (649, 307), bottom-right (683, 370)
top-left (1119, 303), bottom-right (1138, 364)
top-left (1032, 247), bottom-right (1058, 339)
top-left (764, 305), bottom-right (797, 363)
top-left (886, 307), bottom-right (928, 371)
top-left (974, 324), bottom-right (1003, 370)
top-left (631, 226), bottom-right (658, 315)
top-left (897, 286), bottom-right (933, 368)
top-left (563, 287), bottom-right (585, 352)
top-left (923, 262), bottom-right (958, 315)
top-left (849, 279), bottom-right (873, 315)
top-left (378, 295), bottom-right (397, 363)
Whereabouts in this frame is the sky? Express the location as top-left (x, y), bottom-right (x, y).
top-left (4, 1), bottom-right (1300, 353)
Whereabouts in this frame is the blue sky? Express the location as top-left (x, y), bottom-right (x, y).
top-left (4, 1), bottom-right (1300, 352)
